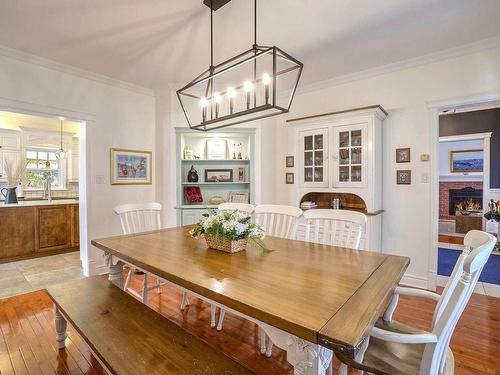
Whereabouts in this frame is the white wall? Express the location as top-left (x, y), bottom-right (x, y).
top-left (0, 53), bottom-right (156, 276)
top-left (271, 45), bottom-right (500, 288)
top-left (439, 139), bottom-right (483, 181)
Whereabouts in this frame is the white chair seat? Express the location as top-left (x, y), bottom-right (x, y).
top-left (337, 319), bottom-right (455, 375)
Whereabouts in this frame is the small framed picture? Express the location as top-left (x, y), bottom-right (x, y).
top-left (396, 170), bottom-right (411, 185)
top-left (229, 191), bottom-right (249, 203)
top-left (205, 169), bottom-right (233, 182)
top-left (396, 148), bottom-right (411, 163)
top-left (110, 148), bottom-right (152, 185)
top-left (206, 138), bottom-right (227, 160)
top-left (286, 156), bottom-right (294, 168)
top-left (285, 172), bottom-right (294, 184)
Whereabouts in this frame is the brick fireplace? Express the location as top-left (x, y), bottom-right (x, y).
top-left (439, 181), bottom-right (483, 220)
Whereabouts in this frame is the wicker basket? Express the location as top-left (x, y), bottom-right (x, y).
top-left (205, 234), bottom-right (247, 253)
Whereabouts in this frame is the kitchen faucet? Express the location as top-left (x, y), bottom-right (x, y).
top-left (43, 177), bottom-right (52, 202)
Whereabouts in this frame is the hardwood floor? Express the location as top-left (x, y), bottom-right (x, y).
top-left (0, 274), bottom-right (498, 374)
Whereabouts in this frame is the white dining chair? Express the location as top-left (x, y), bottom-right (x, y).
top-left (255, 204), bottom-right (303, 240)
top-left (302, 209), bottom-right (367, 249)
top-left (335, 229), bottom-right (497, 375)
top-left (114, 203), bottom-right (189, 309)
top-left (250, 204), bottom-right (304, 356)
top-left (218, 202), bottom-right (255, 213)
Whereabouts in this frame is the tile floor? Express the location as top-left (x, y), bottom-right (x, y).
top-left (0, 252), bottom-right (83, 298)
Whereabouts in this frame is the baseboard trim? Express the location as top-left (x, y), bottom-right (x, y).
top-left (400, 274), bottom-right (429, 289)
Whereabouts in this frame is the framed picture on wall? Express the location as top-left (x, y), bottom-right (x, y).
top-left (450, 149), bottom-right (483, 173)
top-left (286, 173), bottom-right (294, 184)
top-left (396, 170), bottom-right (411, 185)
top-left (110, 148), bottom-right (152, 185)
top-left (286, 156), bottom-right (294, 167)
top-left (396, 148), bottom-right (411, 163)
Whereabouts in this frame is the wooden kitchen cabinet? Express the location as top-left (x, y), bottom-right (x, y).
top-left (0, 207), bottom-right (37, 258)
top-left (0, 202), bottom-right (79, 261)
top-left (37, 206), bottom-right (70, 251)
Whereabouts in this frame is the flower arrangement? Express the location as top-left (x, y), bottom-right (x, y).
top-left (3, 159), bottom-right (26, 188)
top-left (190, 209), bottom-right (267, 253)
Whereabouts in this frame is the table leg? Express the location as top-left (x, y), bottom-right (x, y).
top-left (55, 307), bottom-right (67, 349)
top-left (106, 254), bottom-right (125, 289)
top-left (260, 323), bottom-right (332, 375)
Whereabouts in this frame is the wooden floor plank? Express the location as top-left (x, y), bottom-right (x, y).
top-left (0, 274), bottom-right (498, 374)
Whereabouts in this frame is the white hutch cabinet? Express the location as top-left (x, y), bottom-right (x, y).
top-left (0, 129), bottom-right (21, 181)
top-left (289, 106), bottom-right (387, 252)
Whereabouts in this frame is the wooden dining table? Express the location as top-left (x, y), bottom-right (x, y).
top-left (91, 226), bottom-right (409, 375)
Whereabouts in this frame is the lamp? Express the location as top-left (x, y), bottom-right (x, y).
top-left (55, 117), bottom-right (66, 160)
top-left (177, 0), bottom-right (303, 131)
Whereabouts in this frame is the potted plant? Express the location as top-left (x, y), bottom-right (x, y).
top-left (190, 209), bottom-right (267, 253)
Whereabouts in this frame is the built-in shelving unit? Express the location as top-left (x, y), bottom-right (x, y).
top-left (175, 127), bottom-right (256, 225)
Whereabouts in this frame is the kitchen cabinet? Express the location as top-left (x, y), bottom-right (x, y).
top-left (0, 201), bottom-right (79, 261)
top-left (0, 130), bottom-right (21, 181)
top-left (68, 137), bottom-right (79, 182)
top-left (38, 206), bottom-right (70, 251)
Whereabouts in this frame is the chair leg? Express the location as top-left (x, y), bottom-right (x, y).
top-left (259, 327), bottom-right (267, 354)
top-left (265, 339), bottom-right (273, 357)
top-left (141, 275), bottom-right (148, 304)
top-left (180, 292), bottom-right (189, 310)
top-left (210, 305), bottom-right (217, 328)
top-left (123, 267), bottom-right (133, 292)
top-left (216, 309), bottom-right (226, 331)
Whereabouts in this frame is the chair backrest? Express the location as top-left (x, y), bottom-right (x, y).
top-left (114, 203), bottom-right (162, 235)
top-left (254, 204), bottom-right (303, 239)
top-left (302, 209), bottom-right (366, 249)
top-left (421, 230), bottom-right (496, 375)
top-left (218, 202), bottom-right (255, 213)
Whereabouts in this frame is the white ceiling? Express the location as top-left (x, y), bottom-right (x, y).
top-left (0, 0), bottom-right (499, 92)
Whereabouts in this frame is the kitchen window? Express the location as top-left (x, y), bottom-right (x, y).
top-left (25, 149), bottom-right (63, 189)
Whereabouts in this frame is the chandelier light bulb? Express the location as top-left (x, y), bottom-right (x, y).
top-left (262, 73), bottom-right (271, 85)
top-left (227, 87), bottom-right (237, 98)
top-left (243, 80), bottom-right (254, 92)
top-left (199, 97), bottom-right (209, 107)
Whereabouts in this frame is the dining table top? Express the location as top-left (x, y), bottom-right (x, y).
top-left (91, 226), bottom-right (409, 354)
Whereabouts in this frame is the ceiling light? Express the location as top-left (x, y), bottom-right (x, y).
top-left (176, 0), bottom-right (303, 131)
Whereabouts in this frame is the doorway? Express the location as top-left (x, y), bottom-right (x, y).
top-left (0, 109), bottom-right (87, 298)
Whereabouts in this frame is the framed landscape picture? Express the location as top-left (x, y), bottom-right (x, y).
top-left (110, 148), bottom-right (152, 185)
top-left (205, 169), bottom-right (233, 182)
top-left (450, 149), bottom-right (483, 173)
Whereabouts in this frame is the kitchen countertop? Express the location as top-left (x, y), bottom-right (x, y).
top-left (0, 199), bottom-right (79, 208)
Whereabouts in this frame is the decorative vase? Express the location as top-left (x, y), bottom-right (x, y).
top-left (1, 187), bottom-right (18, 204)
top-left (187, 165), bottom-right (199, 182)
top-left (205, 234), bottom-right (247, 253)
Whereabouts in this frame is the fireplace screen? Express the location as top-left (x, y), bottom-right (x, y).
top-left (448, 187), bottom-right (483, 216)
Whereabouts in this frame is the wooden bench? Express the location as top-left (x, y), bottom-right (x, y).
top-left (46, 277), bottom-right (252, 374)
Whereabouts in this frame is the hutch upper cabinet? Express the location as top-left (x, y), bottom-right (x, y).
top-left (290, 106), bottom-right (387, 252)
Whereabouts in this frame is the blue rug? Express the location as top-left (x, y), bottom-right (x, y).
top-left (438, 248), bottom-right (500, 285)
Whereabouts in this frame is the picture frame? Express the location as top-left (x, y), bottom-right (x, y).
top-left (206, 138), bottom-right (227, 160)
top-left (396, 148), bottom-right (411, 163)
top-left (396, 170), bottom-right (411, 185)
top-left (229, 191), bottom-right (249, 203)
top-left (110, 148), bottom-right (152, 185)
top-left (285, 172), bottom-right (294, 184)
top-left (205, 169), bottom-right (233, 182)
top-left (286, 156), bottom-right (294, 168)
top-left (450, 149), bottom-right (483, 173)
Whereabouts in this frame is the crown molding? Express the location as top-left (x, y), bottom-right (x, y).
top-left (297, 35), bottom-right (500, 95)
top-left (0, 44), bottom-right (154, 97)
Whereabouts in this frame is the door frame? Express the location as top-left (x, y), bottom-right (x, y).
top-left (426, 91), bottom-right (500, 290)
top-left (0, 96), bottom-right (95, 276)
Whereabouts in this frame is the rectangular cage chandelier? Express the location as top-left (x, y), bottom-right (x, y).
top-left (176, 0), bottom-right (303, 131)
